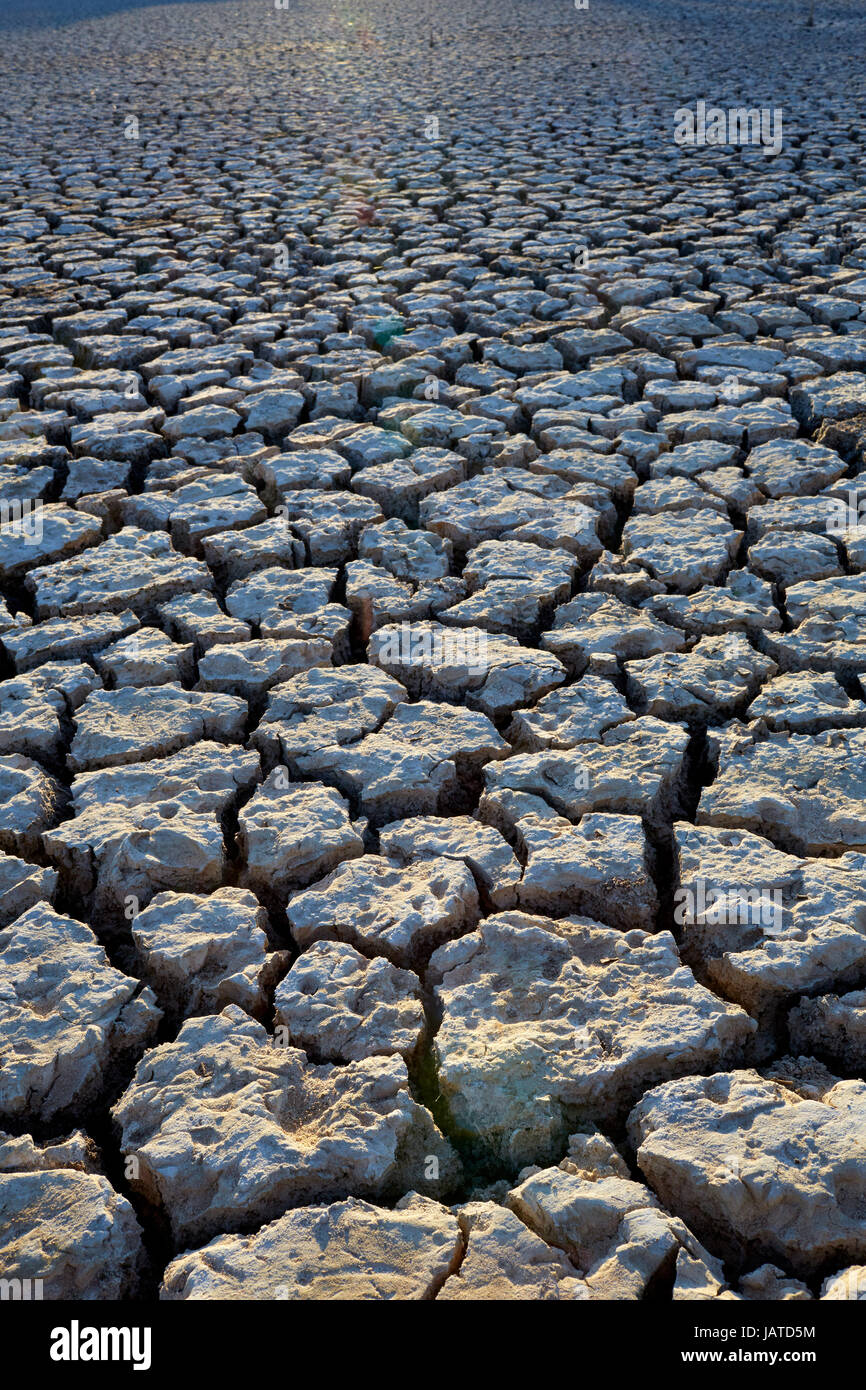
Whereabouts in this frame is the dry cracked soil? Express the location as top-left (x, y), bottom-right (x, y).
top-left (1, 0), bottom-right (866, 1307)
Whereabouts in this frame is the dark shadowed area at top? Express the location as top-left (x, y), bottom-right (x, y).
top-left (0, 0), bottom-right (226, 28)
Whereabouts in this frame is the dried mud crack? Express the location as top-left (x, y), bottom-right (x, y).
top-left (1, 0), bottom-right (866, 1307)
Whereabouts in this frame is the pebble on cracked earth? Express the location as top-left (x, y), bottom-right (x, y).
top-left (0, 0), bottom-right (865, 1312)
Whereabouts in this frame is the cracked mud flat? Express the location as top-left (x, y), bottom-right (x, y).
top-left (1, 0), bottom-right (866, 1308)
